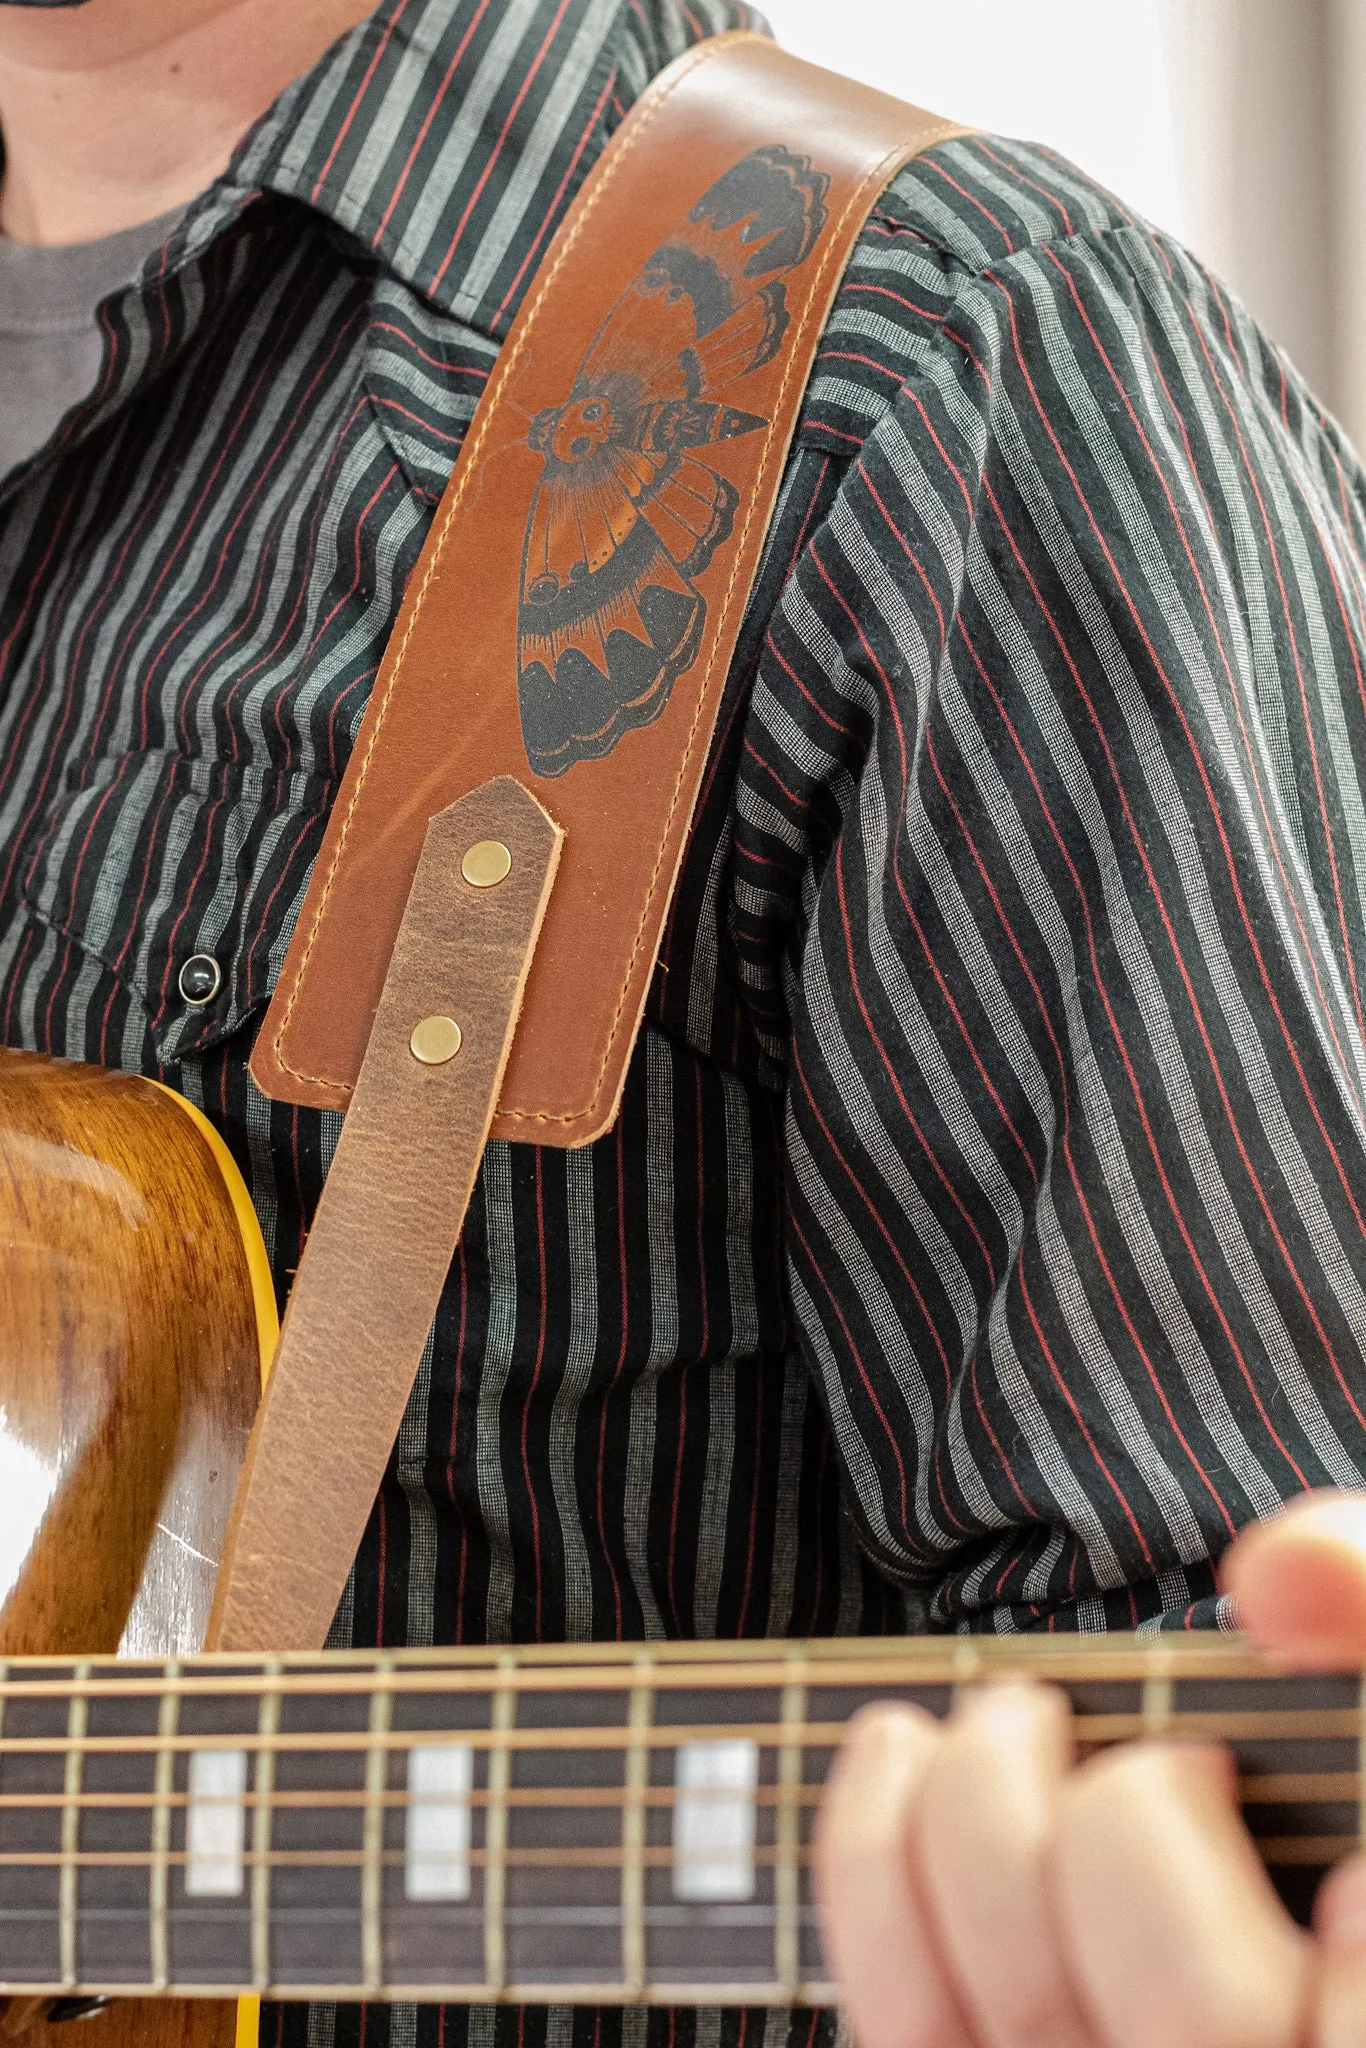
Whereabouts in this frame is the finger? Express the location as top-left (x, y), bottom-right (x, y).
top-left (1223, 1493), bottom-right (1366, 1667)
top-left (1055, 1740), bottom-right (1309, 2048)
top-left (814, 1704), bottom-right (976, 2048)
top-left (912, 1682), bottom-right (1096, 2048)
top-left (1313, 1856), bottom-right (1366, 2048)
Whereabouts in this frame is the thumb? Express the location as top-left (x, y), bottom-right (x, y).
top-left (1222, 1492), bottom-right (1366, 1667)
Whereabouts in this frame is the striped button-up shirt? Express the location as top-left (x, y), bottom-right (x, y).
top-left (7, 1), bottom-right (1366, 2042)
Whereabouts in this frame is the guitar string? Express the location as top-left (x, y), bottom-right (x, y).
top-left (0, 1655), bottom-right (1297, 1701)
top-left (0, 1840), bottom-right (1349, 1871)
top-left (1, 1663), bottom-right (1332, 1993)
top-left (0, 1770), bottom-right (1346, 1814)
top-left (0, 1785), bottom-right (826, 1809)
top-left (0, 1710), bottom-right (1358, 1755)
top-left (0, 1846), bottom-right (823, 1869)
top-left (0, 1668), bottom-right (1350, 1897)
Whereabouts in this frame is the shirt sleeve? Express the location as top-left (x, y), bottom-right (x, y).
top-left (737, 182), bottom-right (1366, 1633)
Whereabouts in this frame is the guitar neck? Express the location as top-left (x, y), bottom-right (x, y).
top-left (0, 1634), bottom-right (1358, 2007)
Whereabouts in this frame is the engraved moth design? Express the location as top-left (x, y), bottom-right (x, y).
top-left (517, 146), bottom-right (831, 779)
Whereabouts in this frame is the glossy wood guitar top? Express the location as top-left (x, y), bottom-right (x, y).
top-left (0, 1051), bottom-right (273, 2045)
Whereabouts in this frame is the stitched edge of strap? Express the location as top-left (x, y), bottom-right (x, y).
top-left (267, 30), bottom-right (747, 1098)
top-left (268, 35), bottom-right (970, 1133)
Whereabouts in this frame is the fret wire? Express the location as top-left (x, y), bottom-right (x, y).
top-left (251, 1662), bottom-right (282, 1993)
top-left (361, 1656), bottom-right (394, 1995)
top-left (951, 1641), bottom-right (982, 1696)
top-left (1141, 1647), bottom-right (1174, 1739)
top-left (620, 1654), bottom-right (653, 1998)
top-left (7, 1707), bottom-right (1366, 1759)
top-left (149, 1665), bottom-right (180, 1989)
top-left (483, 1654), bottom-right (516, 1997)
top-left (775, 1654), bottom-right (808, 2000)
top-left (59, 1664), bottom-right (90, 1989)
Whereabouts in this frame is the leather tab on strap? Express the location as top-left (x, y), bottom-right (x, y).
top-left (210, 777), bottom-right (561, 1653)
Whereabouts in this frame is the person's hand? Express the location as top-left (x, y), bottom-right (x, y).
top-left (812, 1491), bottom-right (1366, 2048)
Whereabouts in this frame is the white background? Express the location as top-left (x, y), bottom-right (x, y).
top-left (758, 0), bottom-right (1188, 238)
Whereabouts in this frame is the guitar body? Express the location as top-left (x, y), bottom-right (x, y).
top-left (0, 1052), bottom-right (275, 2046)
top-left (4, 2004), bottom-right (239, 2048)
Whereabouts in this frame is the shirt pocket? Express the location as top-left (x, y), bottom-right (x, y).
top-left (20, 749), bottom-right (334, 1064)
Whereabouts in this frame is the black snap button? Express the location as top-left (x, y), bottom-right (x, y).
top-left (178, 953), bottom-right (223, 1007)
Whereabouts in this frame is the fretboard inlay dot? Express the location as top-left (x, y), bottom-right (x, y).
top-left (184, 1750), bottom-right (247, 1898)
top-left (672, 1742), bottom-right (759, 1902)
top-left (405, 1744), bottom-right (474, 1902)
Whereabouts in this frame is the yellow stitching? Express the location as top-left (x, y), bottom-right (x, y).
top-left (268, 33), bottom-right (759, 1087)
top-left (272, 78), bottom-right (969, 1119)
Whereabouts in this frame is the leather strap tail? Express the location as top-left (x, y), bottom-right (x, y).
top-left (210, 780), bottom-right (561, 1652)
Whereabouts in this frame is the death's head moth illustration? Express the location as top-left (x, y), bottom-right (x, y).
top-left (517, 146), bottom-right (831, 779)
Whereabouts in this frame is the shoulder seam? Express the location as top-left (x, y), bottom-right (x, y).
top-left (868, 133), bottom-right (1152, 279)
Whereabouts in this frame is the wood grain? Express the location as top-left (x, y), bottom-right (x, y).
top-left (0, 2002), bottom-right (238, 2047)
top-left (0, 1051), bottom-right (265, 2046)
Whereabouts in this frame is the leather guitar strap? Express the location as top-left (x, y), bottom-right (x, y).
top-left (212, 35), bottom-right (969, 1655)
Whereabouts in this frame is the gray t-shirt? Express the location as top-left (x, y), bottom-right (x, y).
top-left (0, 208), bottom-right (182, 477)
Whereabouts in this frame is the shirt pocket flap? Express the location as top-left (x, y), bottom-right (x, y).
top-left (20, 749), bottom-right (334, 1063)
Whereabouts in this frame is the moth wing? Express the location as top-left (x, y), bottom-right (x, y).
top-left (515, 148), bottom-right (832, 775)
top-left (572, 147), bottom-right (830, 406)
top-left (521, 444), bottom-right (662, 608)
top-left (576, 276), bottom-right (701, 407)
top-left (517, 453), bottom-right (740, 779)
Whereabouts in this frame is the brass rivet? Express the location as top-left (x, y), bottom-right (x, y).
top-left (410, 1015), bottom-right (463, 1065)
top-left (462, 839), bottom-right (512, 888)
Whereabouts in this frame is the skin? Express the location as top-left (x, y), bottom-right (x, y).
top-left (0, 0), bottom-right (377, 243)
top-left (814, 1491), bottom-right (1366, 2048)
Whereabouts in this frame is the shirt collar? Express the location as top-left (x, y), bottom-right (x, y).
top-left (222, 0), bottom-right (633, 340)
top-left (0, 0), bottom-right (758, 499)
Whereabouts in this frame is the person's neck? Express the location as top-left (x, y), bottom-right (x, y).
top-left (0, 0), bottom-right (378, 246)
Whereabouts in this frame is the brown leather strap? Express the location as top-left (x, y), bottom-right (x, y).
top-left (250, 34), bottom-right (967, 1145)
top-left (210, 778), bottom-right (560, 1652)
top-left (220, 41), bottom-right (966, 1654)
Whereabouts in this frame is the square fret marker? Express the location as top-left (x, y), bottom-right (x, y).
top-left (406, 1743), bottom-right (474, 1900)
top-left (673, 1740), bottom-right (758, 1901)
top-left (185, 1749), bottom-right (248, 1897)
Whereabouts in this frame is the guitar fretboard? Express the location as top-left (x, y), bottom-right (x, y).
top-left (0, 1634), bottom-right (1360, 2006)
